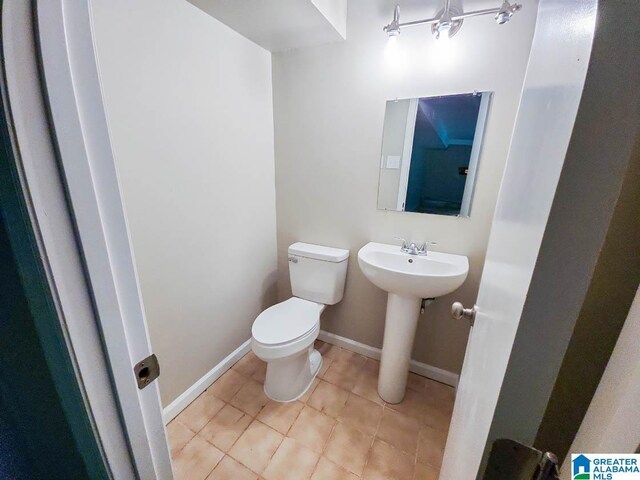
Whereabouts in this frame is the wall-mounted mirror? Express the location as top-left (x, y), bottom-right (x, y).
top-left (377, 92), bottom-right (492, 217)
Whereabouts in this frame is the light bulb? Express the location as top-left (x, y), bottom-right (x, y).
top-left (429, 30), bottom-right (455, 69)
top-left (384, 35), bottom-right (405, 72)
top-left (432, 20), bottom-right (452, 41)
top-left (438, 29), bottom-right (451, 42)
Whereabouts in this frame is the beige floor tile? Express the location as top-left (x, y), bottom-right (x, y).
top-left (172, 346), bottom-right (452, 480)
top-left (172, 435), bottom-right (224, 480)
top-left (206, 455), bottom-right (258, 480)
top-left (230, 379), bottom-right (270, 417)
top-left (422, 403), bottom-right (452, 433)
top-left (329, 348), bottom-right (364, 366)
top-left (288, 405), bottom-right (336, 453)
top-left (299, 378), bottom-right (320, 403)
top-left (362, 440), bottom-right (414, 480)
top-left (416, 425), bottom-right (447, 469)
top-left (324, 422), bottom-right (373, 476)
top-left (362, 358), bottom-right (380, 375)
top-left (407, 373), bottom-right (427, 392)
top-left (251, 361), bottom-right (267, 384)
top-left (209, 369), bottom-right (248, 402)
top-left (167, 420), bottom-right (196, 458)
top-left (311, 457), bottom-right (359, 480)
top-left (176, 390), bottom-right (225, 433)
top-left (376, 408), bottom-right (420, 456)
top-left (317, 357), bottom-right (333, 379)
top-left (257, 400), bottom-right (304, 435)
top-left (423, 386), bottom-right (454, 422)
top-left (339, 393), bottom-right (383, 436)
top-left (322, 344), bottom-right (340, 359)
top-left (308, 381), bottom-right (349, 418)
top-left (263, 438), bottom-right (320, 480)
top-left (323, 351), bottom-right (366, 391)
top-left (314, 340), bottom-right (332, 356)
top-left (228, 420), bottom-right (283, 474)
top-left (232, 351), bottom-right (265, 378)
top-left (352, 369), bottom-right (384, 406)
top-left (414, 462), bottom-right (439, 480)
top-left (199, 403), bottom-right (252, 452)
top-left (386, 388), bottom-right (426, 422)
top-left (323, 365), bottom-right (359, 391)
top-left (424, 379), bottom-right (455, 404)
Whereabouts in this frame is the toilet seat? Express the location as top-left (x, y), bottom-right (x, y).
top-left (252, 297), bottom-right (324, 346)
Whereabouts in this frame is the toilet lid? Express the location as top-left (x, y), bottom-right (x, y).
top-left (252, 298), bottom-right (323, 345)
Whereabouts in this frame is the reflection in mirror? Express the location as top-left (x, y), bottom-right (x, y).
top-left (377, 92), bottom-right (491, 217)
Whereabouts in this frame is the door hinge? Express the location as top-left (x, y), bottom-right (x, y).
top-left (483, 439), bottom-right (559, 480)
top-left (133, 353), bottom-right (160, 390)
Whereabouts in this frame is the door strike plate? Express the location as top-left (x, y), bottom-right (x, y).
top-left (134, 353), bottom-right (160, 390)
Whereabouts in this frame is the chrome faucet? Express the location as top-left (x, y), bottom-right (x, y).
top-left (395, 237), bottom-right (437, 256)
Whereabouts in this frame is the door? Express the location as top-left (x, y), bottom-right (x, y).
top-left (31, 1), bottom-right (172, 478)
top-left (440, 1), bottom-right (598, 478)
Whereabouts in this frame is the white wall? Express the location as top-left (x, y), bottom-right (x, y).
top-left (272, 0), bottom-right (538, 374)
top-left (560, 286), bottom-right (640, 478)
top-left (91, 0), bottom-right (277, 406)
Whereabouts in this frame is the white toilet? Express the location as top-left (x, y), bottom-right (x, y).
top-left (251, 242), bottom-right (349, 402)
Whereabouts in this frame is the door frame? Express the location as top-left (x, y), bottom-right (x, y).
top-left (31, 1), bottom-right (172, 478)
top-left (0, 2), bottom-right (111, 477)
top-left (1, 0), bottom-right (140, 477)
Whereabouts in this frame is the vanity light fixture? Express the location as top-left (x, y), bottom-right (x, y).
top-left (383, 0), bottom-right (522, 40)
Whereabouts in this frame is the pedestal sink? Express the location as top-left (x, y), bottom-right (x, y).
top-left (357, 242), bottom-right (469, 403)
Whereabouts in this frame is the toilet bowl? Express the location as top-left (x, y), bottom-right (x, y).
top-left (251, 242), bottom-right (349, 402)
top-left (252, 298), bottom-right (326, 402)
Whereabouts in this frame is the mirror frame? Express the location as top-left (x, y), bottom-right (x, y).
top-left (377, 91), bottom-right (493, 218)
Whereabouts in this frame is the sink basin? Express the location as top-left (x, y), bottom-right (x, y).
top-left (357, 242), bottom-right (469, 403)
top-left (358, 242), bottom-right (469, 298)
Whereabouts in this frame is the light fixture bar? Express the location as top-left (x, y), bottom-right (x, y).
top-left (451, 8), bottom-right (502, 21)
top-left (395, 16), bottom-right (440, 30)
top-left (384, 1), bottom-right (522, 39)
top-left (393, 8), bottom-right (502, 30)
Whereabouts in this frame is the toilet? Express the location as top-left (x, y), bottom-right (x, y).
top-left (251, 242), bottom-right (349, 402)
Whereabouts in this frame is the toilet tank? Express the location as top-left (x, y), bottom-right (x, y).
top-left (288, 242), bottom-right (349, 305)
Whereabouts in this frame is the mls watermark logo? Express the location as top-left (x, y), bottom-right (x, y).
top-left (573, 454), bottom-right (591, 479)
top-left (572, 454), bottom-right (640, 479)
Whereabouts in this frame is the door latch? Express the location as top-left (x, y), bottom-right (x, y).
top-left (134, 354), bottom-right (160, 389)
top-left (451, 301), bottom-right (478, 326)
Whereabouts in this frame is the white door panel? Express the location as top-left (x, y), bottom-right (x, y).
top-left (34, 1), bottom-right (172, 478)
top-left (440, 1), bottom-right (598, 478)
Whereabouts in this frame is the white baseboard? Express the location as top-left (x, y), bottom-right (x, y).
top-left (317, 330), bottom-right (459, 387)
top-left (162, 339), bottom-right (252, 424)
top-left (164, 331), bottom-right (458, 424)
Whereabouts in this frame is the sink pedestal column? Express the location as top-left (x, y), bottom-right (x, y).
top-left (378, 293), bottom-right (421, 404)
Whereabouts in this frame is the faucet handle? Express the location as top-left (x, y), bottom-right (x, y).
top-left (394, 236), bottom-right (408, 249)
top-left (418, 241), bottom-right (437, 252)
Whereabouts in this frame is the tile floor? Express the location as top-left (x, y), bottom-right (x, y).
top-left (167, 341), bottom-right (454, 480)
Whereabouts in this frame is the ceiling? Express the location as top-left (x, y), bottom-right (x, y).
top-left (187, 0), bottom-right (348, 52)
